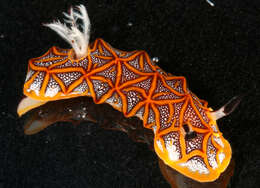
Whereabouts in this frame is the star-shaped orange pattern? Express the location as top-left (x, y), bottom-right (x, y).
top-left (23, 38), bottom-right (231, 182)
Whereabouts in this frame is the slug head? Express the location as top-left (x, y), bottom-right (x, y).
top-left (154, 93), bottom-right (241, 182)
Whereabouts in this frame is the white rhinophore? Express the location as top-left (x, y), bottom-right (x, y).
top-left (210, 95), bottom-right (242, 121)
top-left (210, 106), bottom-right (226, 121)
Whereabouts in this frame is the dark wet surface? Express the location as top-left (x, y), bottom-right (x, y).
top-left (0, 0), bottom-right (259, 187)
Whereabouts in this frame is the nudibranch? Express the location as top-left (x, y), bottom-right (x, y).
top-left (17, 5), bottom-right (241, 182)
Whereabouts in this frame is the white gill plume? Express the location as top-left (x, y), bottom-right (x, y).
top-left (44, 5), bottom-right (91, 59)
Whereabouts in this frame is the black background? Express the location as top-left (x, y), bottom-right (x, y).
top-left (0, 0), bottom-right (259, 187)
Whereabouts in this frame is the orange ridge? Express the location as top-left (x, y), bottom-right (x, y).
top-left (22, 38), bottom-right (232, 182)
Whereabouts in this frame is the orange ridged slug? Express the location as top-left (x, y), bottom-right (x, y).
top-left (17, 5), bottom-right (241, 182)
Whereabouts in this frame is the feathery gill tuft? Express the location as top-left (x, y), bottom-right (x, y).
top-left (44, 5), bottom-right (91, 59)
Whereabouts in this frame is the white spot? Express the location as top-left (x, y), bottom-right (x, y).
top-left (152, 125), bottom-right (157, 133)
top-left (127, 22), bottom-right (133, 27)
top-left (81, 112), bottom-right (87, 119)
top-left (207, 139), bottom-right (218, 169)
top-left (218, 152), bottom-right (225, 164)
top-left (214, 136), bottom-right (224, 147)
top-left (211, 124), bottom-right (219, 132)
top-left (45, 85), bottom-right (59, 97)
top-left (106, 93), bottom-right (122, 109)
top-left (209, 156), bottom-right (218, 169)
top-left (25, 70), bottom-right (35, 82)
top-left (206, 0), bottom-right (215, 6)
top-left (156, 139), bottom-right (164, 152)
top-left (165, 141), bottom-right (180, 161)
top-left (180, 157), bottom-right (209, 174)
top-left (135, 107), bottom-right (144, 119)
top-left (27, 83), bottom-right (39, 96)
top-left (190, 142), bottom-right (196, 148)
top-left (152, 57), bottom-right (159, 63)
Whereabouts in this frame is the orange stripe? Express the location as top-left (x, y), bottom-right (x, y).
top-left (52, 74), bottom-right (66, 93)
top-left (39, 72), bottom-right (50, 96)
top-left (22, 38), bottom-right (231, 182)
